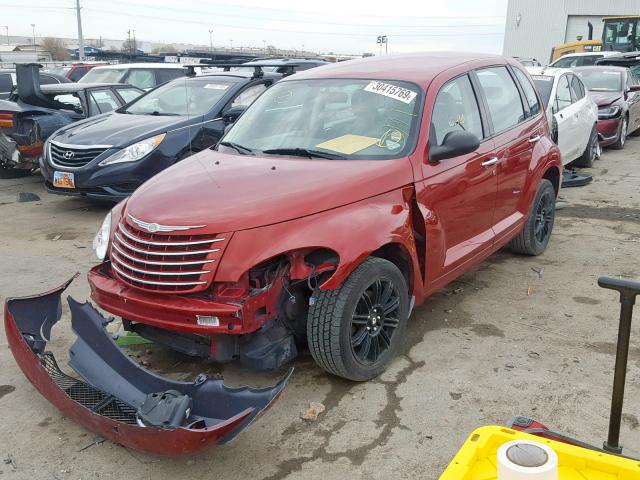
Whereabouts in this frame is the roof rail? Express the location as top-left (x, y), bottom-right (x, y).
top-left (196, 61), bottom-right (303, 78)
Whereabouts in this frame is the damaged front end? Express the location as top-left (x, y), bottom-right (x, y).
top-left (0, 64), bottom-right (80, 175)
top-left (4, 276), bottom-right (292, 456)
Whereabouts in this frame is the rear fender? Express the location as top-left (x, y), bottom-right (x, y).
top-left (216, 188), bottom-right (424, 302)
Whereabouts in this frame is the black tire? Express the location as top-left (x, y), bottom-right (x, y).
top-left (306, 257), bottom-right (409, 381)
top-left (509, 179), bottom-right (556, 256)
top-left (611, 116), bottom-right (628, 150)
top-left (572, 125), bottom-right (598, 168)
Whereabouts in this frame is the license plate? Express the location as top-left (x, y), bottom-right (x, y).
top-left (53, 171), bottom-right (75, 189)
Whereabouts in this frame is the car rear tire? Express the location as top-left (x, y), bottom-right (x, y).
top-left (611, 117), bottom-right (627, 150)
top-left (572, 126), bottom-right (598, 168)
top-left (306, 257), bottom-right (409, 381)
top-left (509, 179), bottom-right (556, 256)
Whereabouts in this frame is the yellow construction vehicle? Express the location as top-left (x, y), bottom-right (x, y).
top-left (551, 16), bottom-right (640, 62)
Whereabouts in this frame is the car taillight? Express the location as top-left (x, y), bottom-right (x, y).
top-left (0, 112), bottom-right (14, 128)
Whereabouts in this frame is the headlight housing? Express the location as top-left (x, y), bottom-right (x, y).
top-left (98, 134), bottom-right (166, 166)
top-left (598, 105), bottom-right (622, 119)
top-left (93, 211), bottom-right (112, 261)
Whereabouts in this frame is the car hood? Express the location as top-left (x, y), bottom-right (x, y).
top-left (125, 151), bottom-right (414, 232)
top-left (589, 91), bottom-right (623, 107)
top-left (52, 112), bottom-right (195, 147)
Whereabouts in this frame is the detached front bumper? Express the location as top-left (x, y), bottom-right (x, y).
top-left (4, 276), bottom-right (292, 456)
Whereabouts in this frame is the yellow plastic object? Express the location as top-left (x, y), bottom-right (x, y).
top-left (439, 426), bottom-right (640, 479)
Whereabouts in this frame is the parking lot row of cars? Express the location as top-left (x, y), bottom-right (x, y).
top-left (5, 49), bottom-right (640, 455)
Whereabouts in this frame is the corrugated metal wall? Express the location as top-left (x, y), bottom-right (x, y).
top-left (503, 0), bottom-right (640, 64)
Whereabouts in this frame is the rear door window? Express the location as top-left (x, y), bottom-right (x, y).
top-left (476, 66), bottom-right (525, 133)
top-left (90, 89), bottom-right (121, 113)
top-left (125, 69), bottom-right (156, 89)
top-left (431, 74), bottom-right (484, 146)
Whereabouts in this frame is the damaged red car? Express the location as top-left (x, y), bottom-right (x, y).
top-left (85, 53), bottom-right (562, 381)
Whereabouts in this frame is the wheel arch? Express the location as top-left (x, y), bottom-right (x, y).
top-left (542, 165), bottom-right (561, 196)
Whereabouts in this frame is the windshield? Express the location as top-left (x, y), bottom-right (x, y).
top-left (531, 75), bottom-right (554, 108)
top-left (79, 68), bottom-right (126, 83)
top-left (222, 79), bottom-right (422, 160)
top-left (123, 78), bottom-right (231, 115)
top-left (552, 55), bottom-right (601, 68)
top-left (574, 70), bottom-right (623, 92)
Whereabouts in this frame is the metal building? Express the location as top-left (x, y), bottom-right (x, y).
top-left (503, 0), bottom-right (639, 64)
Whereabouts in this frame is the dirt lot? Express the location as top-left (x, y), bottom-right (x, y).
top-left (1, 140), bottom-right (639, 479)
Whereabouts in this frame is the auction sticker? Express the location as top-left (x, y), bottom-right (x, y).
top-left (364, 81), bottom-right (417, 104)
top-left (204, 84), bottom-right (229, 90)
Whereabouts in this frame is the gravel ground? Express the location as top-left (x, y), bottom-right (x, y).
top-left (1, 139), bottom-right (639, 479)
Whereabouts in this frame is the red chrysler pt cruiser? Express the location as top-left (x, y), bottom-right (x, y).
top-left (88, 53), bottom-right (562, 381)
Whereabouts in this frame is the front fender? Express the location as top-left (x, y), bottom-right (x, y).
top-left (216, 188), bottom-right (422, 299)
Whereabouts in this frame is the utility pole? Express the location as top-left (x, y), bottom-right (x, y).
top-left (262, 39), bottom-right (266, 55)
top-left (76, 0), bottom-right (85, 61)
top-left (208, 29), bottom-right (213, 52)
top-left (230, 39), bottom-right (233, 50)
top-left (2, 26), bottom-right (8, 45)
top-left (127, 30), bottom-right (132, 59)
top-left (30, 24), bottom-right (36, 58)
top-left (133, 29), bottom-right (136, 56)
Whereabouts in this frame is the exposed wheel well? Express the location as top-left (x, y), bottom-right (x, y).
top-left (542, 166), bottom-right (560, 196)
top-left (370, 243), bottom-right (413, 296)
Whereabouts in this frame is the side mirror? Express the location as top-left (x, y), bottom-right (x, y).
top-left (222, 105), bottom-right (247, 124)
top-left (429, 131), bottom-right (480, 162)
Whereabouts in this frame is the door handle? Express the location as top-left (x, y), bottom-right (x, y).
top-left (528, 135), bottom-right (541, 143)
top-left (481, 157), bottom-right (498, 167)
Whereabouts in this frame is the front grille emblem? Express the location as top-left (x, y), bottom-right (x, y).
top-left (128, 214), bottom-right (206, 233)
top-left (63, 150), bottom-right (75, 160)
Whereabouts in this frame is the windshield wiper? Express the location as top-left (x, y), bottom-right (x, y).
top-left (262, 148), bottom-right (346, 160)
top-left (218, 141), bottom-right (254, 155)
top-left (143, 111), bottom-right (180, 116)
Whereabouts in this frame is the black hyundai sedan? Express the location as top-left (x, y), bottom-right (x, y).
top-left (41, 70), bottom-right (280, 201)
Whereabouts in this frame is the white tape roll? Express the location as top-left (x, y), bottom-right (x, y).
top-left (497, 440), bottom-right (558, 480)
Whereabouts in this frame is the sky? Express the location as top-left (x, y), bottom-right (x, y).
top-left (1, 0), bottom-right (509, 55)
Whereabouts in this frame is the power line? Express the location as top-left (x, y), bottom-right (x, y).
top-left (83, 0), bottom-right (504, 29)
top-left (84, 7), bottom-right (504, 37)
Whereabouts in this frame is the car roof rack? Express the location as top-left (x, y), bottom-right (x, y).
top-left (184, 62), bottom-right (302, 78)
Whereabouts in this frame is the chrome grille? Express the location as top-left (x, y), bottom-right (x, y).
top-left (50, 142), bottom-right (108, 168)
top-left (110, 220), bottom-right (225, 293)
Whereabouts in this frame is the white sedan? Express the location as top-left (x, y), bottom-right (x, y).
top-left (527, 67), bottom-right (599, 167)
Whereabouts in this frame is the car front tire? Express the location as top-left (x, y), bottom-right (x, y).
top-left (307, 257), bottom-right (409, 381)
top-left (509, 179), bottom-right (556, 256)
top-left (611, 116), bottom-right (628, 150)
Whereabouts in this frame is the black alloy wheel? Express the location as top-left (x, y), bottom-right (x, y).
top-left (350, 279), bottom-right (401, 364)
